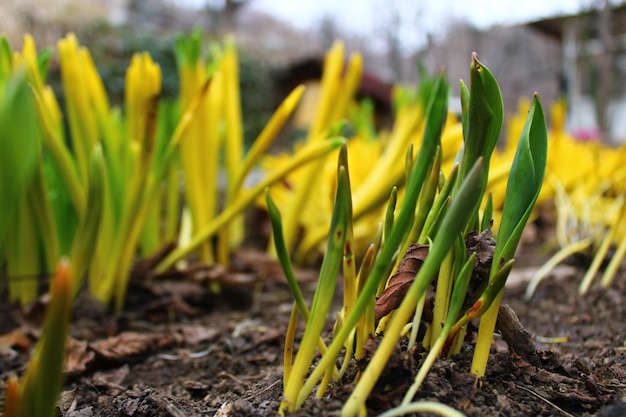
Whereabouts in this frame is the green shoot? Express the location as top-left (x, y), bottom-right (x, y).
top-left (470, 94), bottom-right (547, 376)
top-left (4, 259), bottom-right (73, 417)
top-left (280, 143), bottom-right (352, 412)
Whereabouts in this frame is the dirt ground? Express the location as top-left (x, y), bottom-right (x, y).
top-left (0, 222), bottom-right (625, 417)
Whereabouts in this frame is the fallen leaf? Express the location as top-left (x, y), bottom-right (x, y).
top-left (465, 224), bottom-right (495, 282)
top-left (21, 293), bottom-right (51, 328)
top-left (65, 338), bottom-right (96, 375)
top-left (375, 244), bottom-right (429, 323)
top-left (91, 364), bottom-right (130, 387)
top-left (57, 387), bottom-right (79, 415)
top-left (239, 327), bottom-right (282, 353)
top-left (0, 327), bottom-right (31, 353)
top-left (175, 324), bottom-right (219, 345)
top-left (90, 332), bottom-right (174, 361)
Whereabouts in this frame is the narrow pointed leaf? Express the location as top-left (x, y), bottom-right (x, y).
top-left (283, 147), bottom-right (352, 410)
top-left (460, 54), bottom-right (503, 192)
top-left (495, 94), bottom-right (547, 265)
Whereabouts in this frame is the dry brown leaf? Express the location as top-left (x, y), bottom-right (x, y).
top-left (21, 293), bottom-right (51, 328)
top-left (90, 331), bottom-right (174, 361)
top-left (239, 327), bottom-right (282, 353)
top-left (0, 328), bottom-right (32, 353)
top-left (465, 225), bottom-right (496, 285)
top-left (175, 324), bottom-right (219, 346)
top-left (65, 338), bottom-right (96, 375)
top-left (375, 244), bottom-right (429, 323)
top-left (57, 387), bottom-right (79, 415)
top-left (91, 364), bottom-right (130, 387)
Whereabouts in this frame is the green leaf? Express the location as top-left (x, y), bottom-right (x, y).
top-left (0, 70), bottom-right (41, 247)
top-left (69, 144), bottom-right (107, 296)
top-left (383, 187), bottom-right (398, 245)
top-left (265, 189), bottom-right (309, 319)
top-left (495, 94), bottom-right (547, 266)
top-left (294, 73), bottom-right (450, 410)
top-left (283, 144), bottom-right (352, 409)
top-left (459, 80), bottom-right (469, 141)
top-left (0, 36), bottom-right (12, 79)
top-left (36, 48), bottom-right (53, 82)
top-left (460, 54), bottom-right (503, 192)
top-left (43, 157), bottom-right (79, 255)
top-left (445, 253), bottom-right (476, 333)
top-left (481, 194), bottom-right (493, 232)
top-left (6, 198), bottom-right (40, 304)
top-left (341, 157), bottom-right (485, 417)
top-left (174, 30), bottom-right (202, 69)
top-left (20, 259), bottom-right (72, 417)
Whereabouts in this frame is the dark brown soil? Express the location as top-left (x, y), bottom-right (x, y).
top-left (1, 244), bottom-right (625, 417)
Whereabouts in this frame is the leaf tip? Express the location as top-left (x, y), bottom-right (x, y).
top-left (54, 257), bottom-right (72, 294)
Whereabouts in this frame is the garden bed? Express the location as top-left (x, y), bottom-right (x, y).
top-left (1, 228), bottom-right (625, 417)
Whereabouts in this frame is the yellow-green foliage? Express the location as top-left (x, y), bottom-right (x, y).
top-left (268, 54), bottom-right (549, 416)
top-left (4, 259), bottom-right (73, 417)
top-left (0, 32), bottom-right (338, 308)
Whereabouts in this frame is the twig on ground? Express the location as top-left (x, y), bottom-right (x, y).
top-left (515, 383), bottom-right (576, 417)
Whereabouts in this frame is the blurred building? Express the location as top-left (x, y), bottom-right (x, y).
top-left (275, 57), bottom-right (393, 131)
top-left (5, 0), bottom-right (624, 142)
top-left (528, 2), bottom-right (626, 143)
top-left (1, 0), bottom-right (129, 47)
top-left (416, 21), bottom-right (562, 133)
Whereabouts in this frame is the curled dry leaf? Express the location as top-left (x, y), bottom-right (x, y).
top-left (90, 331), bottom-right (175, 362)
top-left (0, 328), bottom-right (31, 354)
top-left (375, 244), bottom-right (429, 323)
top-left (65, 338), bottom-right (96, 375)
top-left (465, 224), bottom-right (496, 284)
top-left (21, 293), bottom-right (51, 328)
top-left (57, 387), bottom-right (79, 415)
top-left (0, 328), bottom-right (30, 362)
